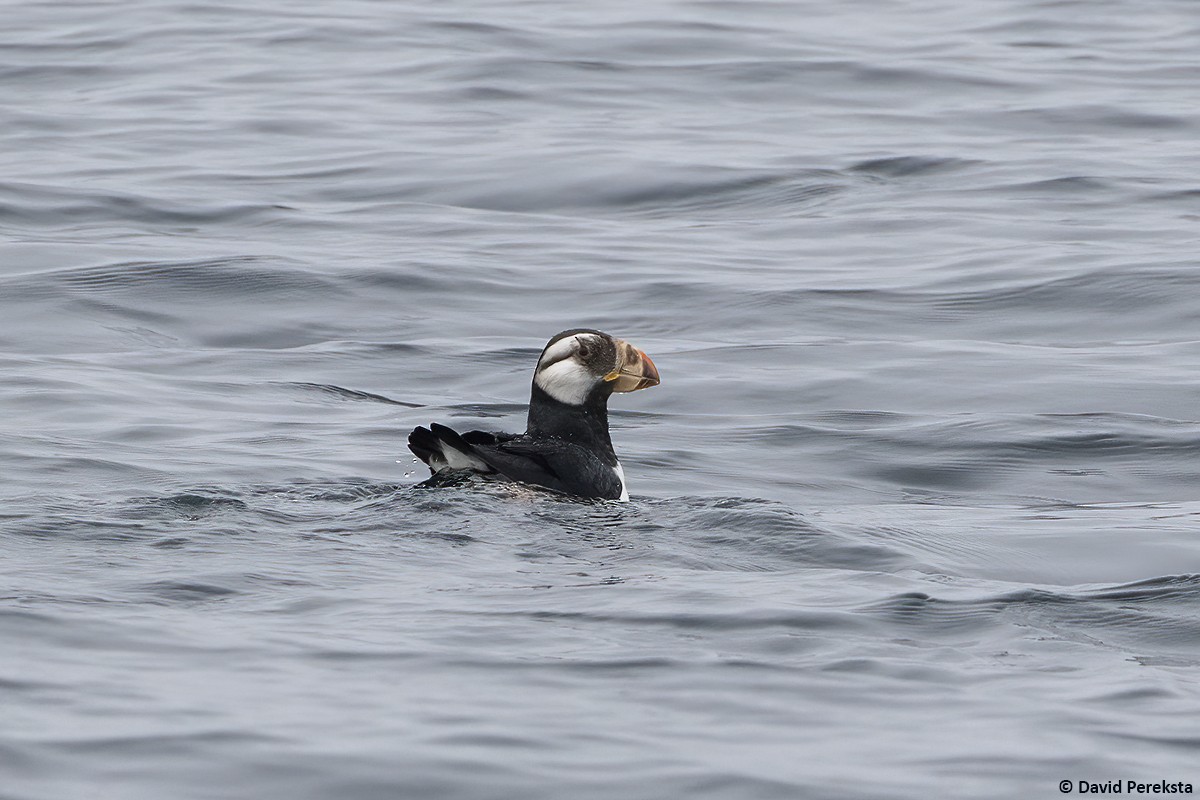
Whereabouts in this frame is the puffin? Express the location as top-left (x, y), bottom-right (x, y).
top-left (408, 329), bottom-right (660, 500)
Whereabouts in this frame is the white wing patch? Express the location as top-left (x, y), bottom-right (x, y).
top-left (429, 440), bottom-right (491, 473)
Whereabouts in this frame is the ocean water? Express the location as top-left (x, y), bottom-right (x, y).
top-left (2, 0), bottom-right (1199, 797)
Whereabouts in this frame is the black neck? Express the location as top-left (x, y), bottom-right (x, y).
top-left (526, 384), bottom-right (616, 462)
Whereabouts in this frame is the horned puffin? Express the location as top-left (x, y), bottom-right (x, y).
top-left (408, 329), bottom-right (660, 501)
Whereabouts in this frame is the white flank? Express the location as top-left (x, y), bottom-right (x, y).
top-left (614, 461), bottom-right (628, 502)
top-left (534, 358), bottom-right (594, 406)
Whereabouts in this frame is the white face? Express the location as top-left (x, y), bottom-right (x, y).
top-left (534, 333), bottom-right (606, 406)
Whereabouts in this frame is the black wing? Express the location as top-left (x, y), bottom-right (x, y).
top-left (473, 436), bottom-right (623, 500)
top-left (408, 423), bottom-right (504, 473)
top-left (407, 424), bottom-right (621, 500)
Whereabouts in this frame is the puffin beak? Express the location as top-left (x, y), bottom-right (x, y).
top-left (607, 340), bottom-right (661, 393)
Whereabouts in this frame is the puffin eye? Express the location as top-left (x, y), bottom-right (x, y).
top-left (577, 343), bottom-right (590, 358)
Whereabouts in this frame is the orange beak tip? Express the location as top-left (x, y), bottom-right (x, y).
top-left (637, 349), bottom-right (660, 388)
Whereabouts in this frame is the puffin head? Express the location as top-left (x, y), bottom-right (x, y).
top-left (532, 329), bottom-right (660, 406)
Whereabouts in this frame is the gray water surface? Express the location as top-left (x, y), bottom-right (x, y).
top-left (2, 0), bottom-right (1199, 798)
